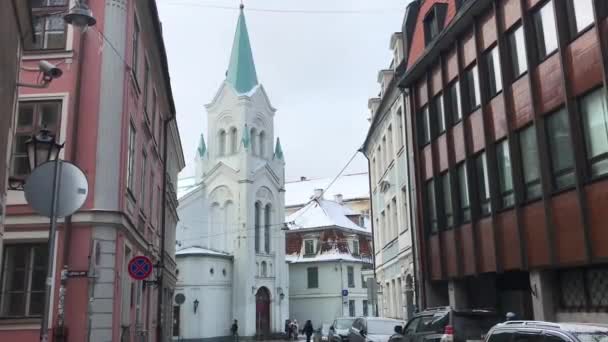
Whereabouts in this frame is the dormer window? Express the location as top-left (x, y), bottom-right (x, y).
top-left (352, 240), bottom-right (360, 256)
top-left (424, 4), bottom-right (448, 46)
top-left (304, 239), bottom-right (315, 256)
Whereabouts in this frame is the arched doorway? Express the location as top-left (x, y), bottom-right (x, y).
top-left (256, 287), bottom-right (271, 336)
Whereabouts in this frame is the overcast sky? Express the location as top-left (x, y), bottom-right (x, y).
top-left (157, 0), bottom-right (408, 181)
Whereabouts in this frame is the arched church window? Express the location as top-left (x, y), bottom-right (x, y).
top-left (254, 202), bottom-right (261, 253)
top-left (259, 131), bottom-right (266, 158)
top-left (250, 128), bottom-right (257, 156)
top-left (230, 127), bottom-right (238, 154)
top-left (264, 203), bottom-right (271, 253)
top-left (218, 130), bottom-right (227, 156)
top-left (261, 261), bottom-right (267, 277)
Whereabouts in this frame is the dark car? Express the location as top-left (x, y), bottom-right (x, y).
top-left (390, 307), bottom-right (501, 342)
top-left (349, 317), bottom-right (406, 342)
top-left (484, 321), bottom-right (608, 342)
top-left (330, 317), bottom-right (356, 342)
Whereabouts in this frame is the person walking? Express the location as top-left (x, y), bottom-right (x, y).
top-left (231, 319), bottom-right (239, 342)
top-left (303, 320), bottom-right (314, 342)
top-left (291, 320), bottom-right (299, 340)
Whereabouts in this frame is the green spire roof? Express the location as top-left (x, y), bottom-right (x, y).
top-left (274, 138), bottom-right (284, 161)
top-left (197, 133), bottom-right (207, 157)
top-left (226, 7), bottom-right (259, 94)
top-left (241, 124), bottom-right (250, 149)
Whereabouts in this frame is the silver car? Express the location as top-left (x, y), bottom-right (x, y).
top-left (330, 317), bottom-right (356, 342)
top-left (348, 317), bottom-right (405, 342)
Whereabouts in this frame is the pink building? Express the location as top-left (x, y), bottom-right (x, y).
top-left (1, 1), bottom-right (184, 342)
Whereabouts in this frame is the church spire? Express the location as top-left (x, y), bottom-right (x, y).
top-left (226, 5), bottom-right (259, 94)
top-left (273, 138), bottom-right (284, 161)
top-left (197, 133), bottom-right (207, 158)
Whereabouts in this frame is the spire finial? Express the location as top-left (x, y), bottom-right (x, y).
top-left (240, 0), bottom-right (244, 10)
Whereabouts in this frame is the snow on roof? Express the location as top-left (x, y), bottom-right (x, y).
top-left (175, 246), bottom-right (232, 258)
top-left (285, 172), bottom-right (369, 207)
top-left (286, 248), bottom-right (372, 264)
top-left (286, 198), bottom-right (370, 233)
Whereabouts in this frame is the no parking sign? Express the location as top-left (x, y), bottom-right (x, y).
top-left (128, 256), bottom-right (153, 280)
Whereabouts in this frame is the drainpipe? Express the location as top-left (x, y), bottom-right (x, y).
top-left (358, 148), bottom-right (378, 316)
top-left (157, 114), bottom-right (173, 341)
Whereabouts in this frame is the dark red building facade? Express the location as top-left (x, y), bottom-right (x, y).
top-left (399, 0), bottom-right (608, 322)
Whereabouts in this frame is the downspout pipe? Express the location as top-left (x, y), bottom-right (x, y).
top-left (157, 115), bottom-right (173, 341)
top-left (357, 148), bottom-right (378, 316)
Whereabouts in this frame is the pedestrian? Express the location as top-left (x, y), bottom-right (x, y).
top-left (286, 319), bottom-right (291, 340)
top-left (231, 319), bottom-right (239, 342)
top-left (303, 320), bottom-right (314, 342)
top-left (292, 320), bottom-right (299, 340)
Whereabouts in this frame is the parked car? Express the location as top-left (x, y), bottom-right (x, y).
top-left (315, 324), bottom-right (332, 342)
top-left (330, 317), bottom-right (356, 342)
top-left (349, 317), bottom-right (406, 342)
top-left (389, 307), bottom-right (501, 342)
top-left (485, 321), bottom-right (608, 342)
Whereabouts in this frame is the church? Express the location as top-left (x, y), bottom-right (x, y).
top-left (173, 6), bottom-right (289, 340)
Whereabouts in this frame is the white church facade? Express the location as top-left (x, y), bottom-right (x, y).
top-left (173, 6), bottom-right (289, 340)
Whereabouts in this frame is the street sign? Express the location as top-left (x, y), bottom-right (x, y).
top-left (175, 293), bottom-right (186, 305)
top-left (128, 256), bottom-right (153, 280)
top-left (67, 270), bottom-right (88, 277)
top-left (342, 289), bottom-right (349, 297)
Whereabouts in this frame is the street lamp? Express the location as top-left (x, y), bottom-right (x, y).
top-left (193, 299), bottom-right (199, 314)
top-left (63, 1), bottom-right (96, 28)
top-left (26, 129), bottom-right (63, 170)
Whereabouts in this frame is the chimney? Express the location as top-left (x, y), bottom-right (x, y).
top-left (300, 176), bottom-right (307, 181)
top-left (313, 188), bottom-right (324, 199)
top-left (334, 194), bottom-right (343, 204)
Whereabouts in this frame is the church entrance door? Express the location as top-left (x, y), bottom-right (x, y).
top-left (255, 287), bottom-right (271, 336)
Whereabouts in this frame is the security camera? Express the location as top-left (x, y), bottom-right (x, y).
top-left (39, 60), bottom-right (63, 80)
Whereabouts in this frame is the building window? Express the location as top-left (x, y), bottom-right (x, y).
top-left (397, 108), bottom-right (405, 149)
top-left (261, 261), bottom-right (267, 277)
top-left (533, 1), bottom-right (558, 61)
top-left (30, 0), bottom-right (68, 50)
top-left (446, 80), bottom-right (462, 123)
top-left (149, 172), bottom-right (154, 215)
top-left (132, 15), bottom-right (140, 77)
top-left (259, 131), bottom-right (266, 158)
top-left (362, 274), bottom-right (368, 288)
top-left (250, 128), bottom-right (257, 156)
top-left (352, 240), bottom-right (360, 256)
top-left (546, 108), bottom-right (576, 190)
top-left (0, 244), bottom-right (48, 318)
top-left (507, 25), bottom-right (528, 79)
top-left (476, 152), bottom-right (491, 216)
top-left (264, 204), bottom-right (271, 253)
top-left (558, 267), bottom-right (608, 311)
top-left (457, 163), bottom-right (471, 223)
top-left (434, 94), bottom-right (446, 133)
top-left (496, 140), bottom-right (515, 209)
top-left (519, 125), bottom-right (542, 200)
top-left (218, 130), bottom-right (227, 156)
top-left (441, 172), bottom-right (453, 228)
top-left (347, 266), bottom-right (355, 288)
top-left (426, 180), bottom-right (438, 233)
top-left (140, 151), bottom-right (147, 207)
top-left (568, 0), bottom-right (594, 35)
top-left (230, 127), bottom-right (238, 154)
top-left (424, 9), bottom-right (440, 45)
top-left (143, 60), bottom-right (150, 119)
top-left (172, 305), bottom-right (180, 337)
top-left (581, 88), bottom-right (608, 178)
top-left (127, 122), bottom-right (136, 191)
top-left (12, 100), bottom-right (62, 177)
top-left (255, 202), bottom-right (261, 253)
top-left (463, 65), bottom-right (481, 114)
top-left (419, 106), bottom-right (431, 145)
top-left (304, 240), bottom-right (315, 256)
top-left (363, 300), bottom-right (369, 316)
top-left (307, 267), bottom-right (318, 288)
top-left (349, 300), bottom-right (356, 317)
top-left (484, 46), bottom-right (503, 98)
top-left (387, 126), bottom-right (394, 162)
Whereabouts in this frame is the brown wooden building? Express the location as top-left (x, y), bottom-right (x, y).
top-left (398, 0), bottom-right (608, 322)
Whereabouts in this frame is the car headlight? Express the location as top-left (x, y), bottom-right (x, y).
top-left (322, 337), bottom-right (328, 341)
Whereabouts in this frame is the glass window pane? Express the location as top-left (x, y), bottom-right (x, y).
top-left (28, 292), bottom-right (45, 316)
top-left (458, 164), bottom-right (470, 217)
top-left (573, 0), bottom-right (594, 33)
top-left (442, 173), bottom-right (453, 227)
top-left (12, 157), bottom-right (30, 176)
top-left (39, 102), bottom-right (60, 129)
top-left (476, 153), bottom-right (491, 215)
top-left (509, 26), bottom-right (528, 77)
top-left (2, 293), bottom-right (25, 317)
top-left (448, 81), bottom-right (462, 122)
top-left (435, 95), bottom-right (446, 133)
top-left (497, 140), bottom-right (514, 208)
top-left (486, 47), bottom-right (502, 97)
top-left (520, 126), bottom-right (541, 199)
top-left (14, 135), bottom-right (30, 154)
top-left (581, 88), bottom-right (608, 177)
top-left (427, 181), bottom-right (437, 233)
top-left (465, 66), bottom-right (480, 112)
top-left (547, 109), bottom-right (575, 189)
top-left (534, 2), bottom-right (558, 59)
top-left (18, 103), bottom-right (34, 128)
top-left (46, 32), bottom-right (65, 49)
top-left (46, 15), bottom-right (65, 30)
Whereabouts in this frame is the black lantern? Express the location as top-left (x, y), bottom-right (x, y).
top-left (193, 299), bottom-right (199, 313)
top-left (26, 129), bottom-right (63, 171)
top-left (64, 1), bottom-right (97, 28)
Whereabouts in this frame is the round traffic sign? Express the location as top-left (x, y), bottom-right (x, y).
top-left (128, 256), bottom-right (153, 280)
top-left (175, 293), bottom-right (186, 305)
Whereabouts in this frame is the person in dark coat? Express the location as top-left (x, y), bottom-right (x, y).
top-left (303, 320), bottom-right (314, 342)
top-left (231, 319), bottom-right (239, 342)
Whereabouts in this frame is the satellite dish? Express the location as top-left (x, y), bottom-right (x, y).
top-left (175, 293), bottom-right (186, 305)
top-left (24, 160), bottom-right (88, 218)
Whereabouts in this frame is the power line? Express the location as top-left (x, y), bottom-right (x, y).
top-left (160, 0), bottom-right (400, 14)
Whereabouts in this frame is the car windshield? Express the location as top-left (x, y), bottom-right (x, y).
top-left (573, 332), bottom-right (608, 342)
top-left (322, 324), bottom-right (330, 335)
top-left (336, 319), bottom-right (354, 329)
top-left (368, 320), bottom-right (400, 334)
